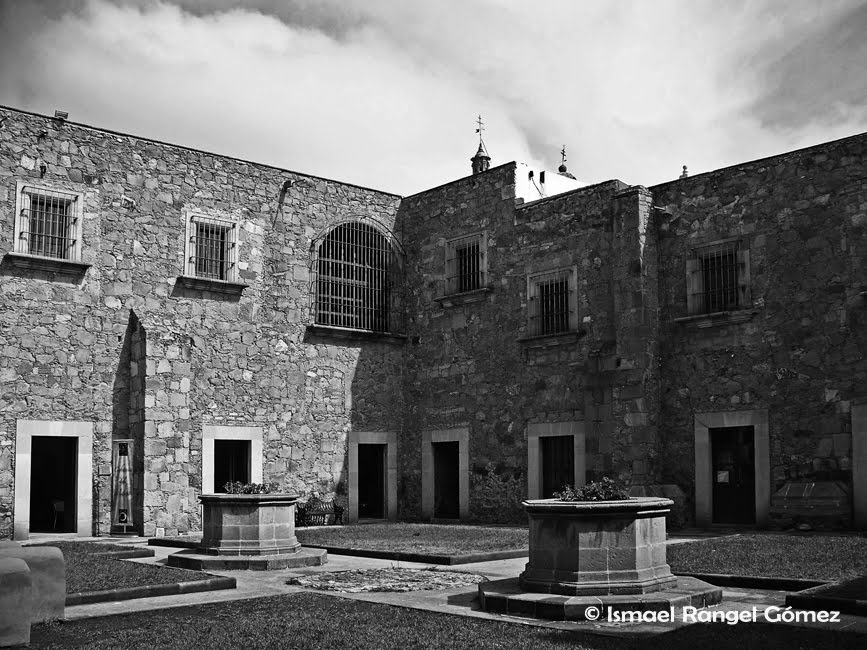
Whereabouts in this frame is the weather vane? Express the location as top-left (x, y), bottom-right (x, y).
top-left (475, 114), bottom-right (488, 154)
top-left (561, 145), bottom-right (567, 165)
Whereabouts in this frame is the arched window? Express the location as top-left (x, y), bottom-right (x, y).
top-left (313, 222), bottom-right (403, 334)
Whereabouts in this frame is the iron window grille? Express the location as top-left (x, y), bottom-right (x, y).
top-left (686, 239), bottom-right (751, 315)
top-left (445, 232), bottom-right (486, 294)
top-left (313, 221), bottom-right (404, 334)
top-left (528, 268), bottom-right (577, 336)
top-left (187, 215), bottom-right (237, 281)
top-left (15, 184), bottom-right (81, 260)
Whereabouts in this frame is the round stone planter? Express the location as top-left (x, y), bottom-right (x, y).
top-left (519, 496), bottom-right (677, 596)
top-left (199, 493), bottom-right (301, 556)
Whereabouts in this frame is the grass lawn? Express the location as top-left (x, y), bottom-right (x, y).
top-left (667, 534), bottom-right (867, 581)
top-left (43, 542), bottom-right (209, 593)
top-left (295, 523), bottom-right (527, 555)
top-left (31, 592), bottom-right (866, 649)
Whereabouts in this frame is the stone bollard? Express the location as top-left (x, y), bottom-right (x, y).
top-left (0, 557), bottom-right (32, 647)
top-left (0, 545), bottom-right (65, 623)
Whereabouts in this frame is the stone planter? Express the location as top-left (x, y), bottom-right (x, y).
top-left (519, 496), bottom-right (676, 596)
top-left (199, 494), bottom-right (301, 556)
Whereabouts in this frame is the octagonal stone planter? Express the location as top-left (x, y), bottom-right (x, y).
top-left (519, 496), bottom-right (677, 596)
top-left (199, 493), bottom-right (301, 556)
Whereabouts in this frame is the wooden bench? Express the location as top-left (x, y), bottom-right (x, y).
top-left (296, 498), bottom-right (344, 526)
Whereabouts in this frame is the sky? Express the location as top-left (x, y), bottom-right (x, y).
top-left (0, 0), bottom-right (865, 195)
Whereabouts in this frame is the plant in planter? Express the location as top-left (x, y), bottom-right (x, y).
top-left (520, 476), bottom-right (677, 595)
top-left (223, 481), bottom-right (279, 494)
top-left (553, 477), bottom-right (630, 502)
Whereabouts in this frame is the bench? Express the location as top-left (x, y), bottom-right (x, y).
top-left (296, 498), bottom-right (344, 526)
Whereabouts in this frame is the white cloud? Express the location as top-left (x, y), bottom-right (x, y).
top-left (1, 0), bottom-right (865, 194)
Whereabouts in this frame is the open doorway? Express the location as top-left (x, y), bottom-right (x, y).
top-left (433, 441), bottom-right (460, 519)
top-left (214, 439), bottom-right (251, 492)
top-left (29, 436), bottom-right (78, 533)
top-left (358, 443), bottom-right (386, 518)
top-left (711, 426), bottom-right (756, 524)
top-left (540, 434), bottom-right (575, 498)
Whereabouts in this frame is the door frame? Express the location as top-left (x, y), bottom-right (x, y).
top-left (14, 419), bottom-right (93, 540)
top-left (422, 428), bottom-right (469, 519)
top-left (347, 430), bottom-right (397, 523)
top-left (694, 409), bottom-right (769, 527)
top-left (201, 425), bottom-right (263, 494)
top-left (527, 421), bottom-right (585, 499)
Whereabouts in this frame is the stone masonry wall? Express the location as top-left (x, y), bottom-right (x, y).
top-left (652, 132), bottom-right (867, 522)
top-left (0, 107), bottom-right (403, 538)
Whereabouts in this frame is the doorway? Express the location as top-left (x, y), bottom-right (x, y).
top-left (358, 443), bottom-right (386, 518)
top-left (540, 434), bottom-right (575, 498)
top-left (711, 426), bottom-right (756, 524)
top-left (214, 439), bottom-right (251, 492)
top-left (433, 441), bottom-right (460, 518)
top-left (29, 436), bottom-right (78, 533)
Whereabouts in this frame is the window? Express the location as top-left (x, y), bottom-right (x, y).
top-left (14, 183), bottom-right (82, 261)
top-left (313, 221), bottom-right (403, 334)
top-left (186, 214), bottom-right (237, 282)
top-left (445, 233), bottom-right (486, 294)
top-left (686, 239), bottom-right (750, 316)
top-left (527, 267), bottom-right (577, 337)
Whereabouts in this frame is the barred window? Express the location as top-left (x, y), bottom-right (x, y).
top-left (14, 184), bottom-right (81, 260)
top-left (187, 215), bottom-right (237, 281)
top-left (313, 222), bottom-right (403, 333)
top-left (528, 268), bottom-right (577, 336)
top-left (445, 233), bottom-right (486, 294)
top-left (687, 239), bottom-right (750, 315)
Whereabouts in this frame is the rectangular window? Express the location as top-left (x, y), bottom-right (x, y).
top-left (528, 267), bottom-right (577, 336)
top-left (445, 232), bottom-right (485, 295)
top-left (687, 239), bottom-right (750, 315)
top-left (187, 215), bottom-right (236, 281)
top-left (14, 184), bottom-right (81, 260)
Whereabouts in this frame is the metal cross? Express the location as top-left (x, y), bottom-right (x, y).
top-left (561, 145), bottom-right (567, 164)
top-left (475, 114), bottom-right (485, 144)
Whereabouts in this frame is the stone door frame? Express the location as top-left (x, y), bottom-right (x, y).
top-left (853, 404), bottom-right (867, 530)
top-left (526, 421), bottom-right (586, 499)
top-left (201, 425), bottom-right (263, 494)
top-left (13, 419), bottom-right (94, 540)
top-left (694, 409), bottom-right (769, 527)
top-left (347, 430), bottom-right (397, 523)
top-left (421, 428), bottom-right (469, 519)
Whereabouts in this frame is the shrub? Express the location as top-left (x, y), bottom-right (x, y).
top-left (223, 481), bottom-right (280, 494)
top-left (553, 477), bottom-right (630, 501)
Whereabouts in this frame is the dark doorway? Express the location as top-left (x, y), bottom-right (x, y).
top-left (541, 435), bottom-right (575, 498)
top-left (214, 440), bottom-right (251, 493)
top-left (358, 444), bottom-right (386, 518)
top-left (711, 426), bottom-right (756, 524)
top-left (30, 436), bottom-right (78, 533)
top-left (433, 441), bottom-right (460, 519)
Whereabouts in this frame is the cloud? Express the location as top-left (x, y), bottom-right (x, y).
top-left (0, 0), bottom-right (865, 194)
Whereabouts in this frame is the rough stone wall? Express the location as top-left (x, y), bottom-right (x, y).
top-left (652, 132), bottom-right (867, 521)
top-left (0, 107), bottom-right (403, 538)
top-left (399, 168), bottom-right (628, 520)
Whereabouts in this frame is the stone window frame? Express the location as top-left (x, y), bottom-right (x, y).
top-left (693, 409), bottom-right (769, 527)
top-left (201, 425), bottom-right (264, 494)
top-left (421, 428), bottom-right (469, 520)
top-left (177, 209), bottom-right (248, 295)
top-left (13, 419), bottom-right (94, 540)
top-left (434, 231), bottom-right (491, 306)
top-left (526, 421), bottom-right (585, 499)
top-left (347, 430), bottom-right (397, 523)
top-left (6, 181), bottom-right (90, 274)
top-left (676, 235), bottom-right (753, 327)
top-left (307, 218), bottom-right (407, 341)
top-left (519, 265), bottom-right (580, 346)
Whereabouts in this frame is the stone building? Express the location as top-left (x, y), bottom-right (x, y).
top-left (1, 104), bottom-right (865, 539)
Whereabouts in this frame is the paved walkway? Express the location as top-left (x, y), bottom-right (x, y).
top-left (37, 536), bottom-right (867, 637)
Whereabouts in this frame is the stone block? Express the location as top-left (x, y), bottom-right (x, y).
top-left (0, 545), bottom-right (65, 623)
top-left (0, 557), bottom-right (32, 648)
